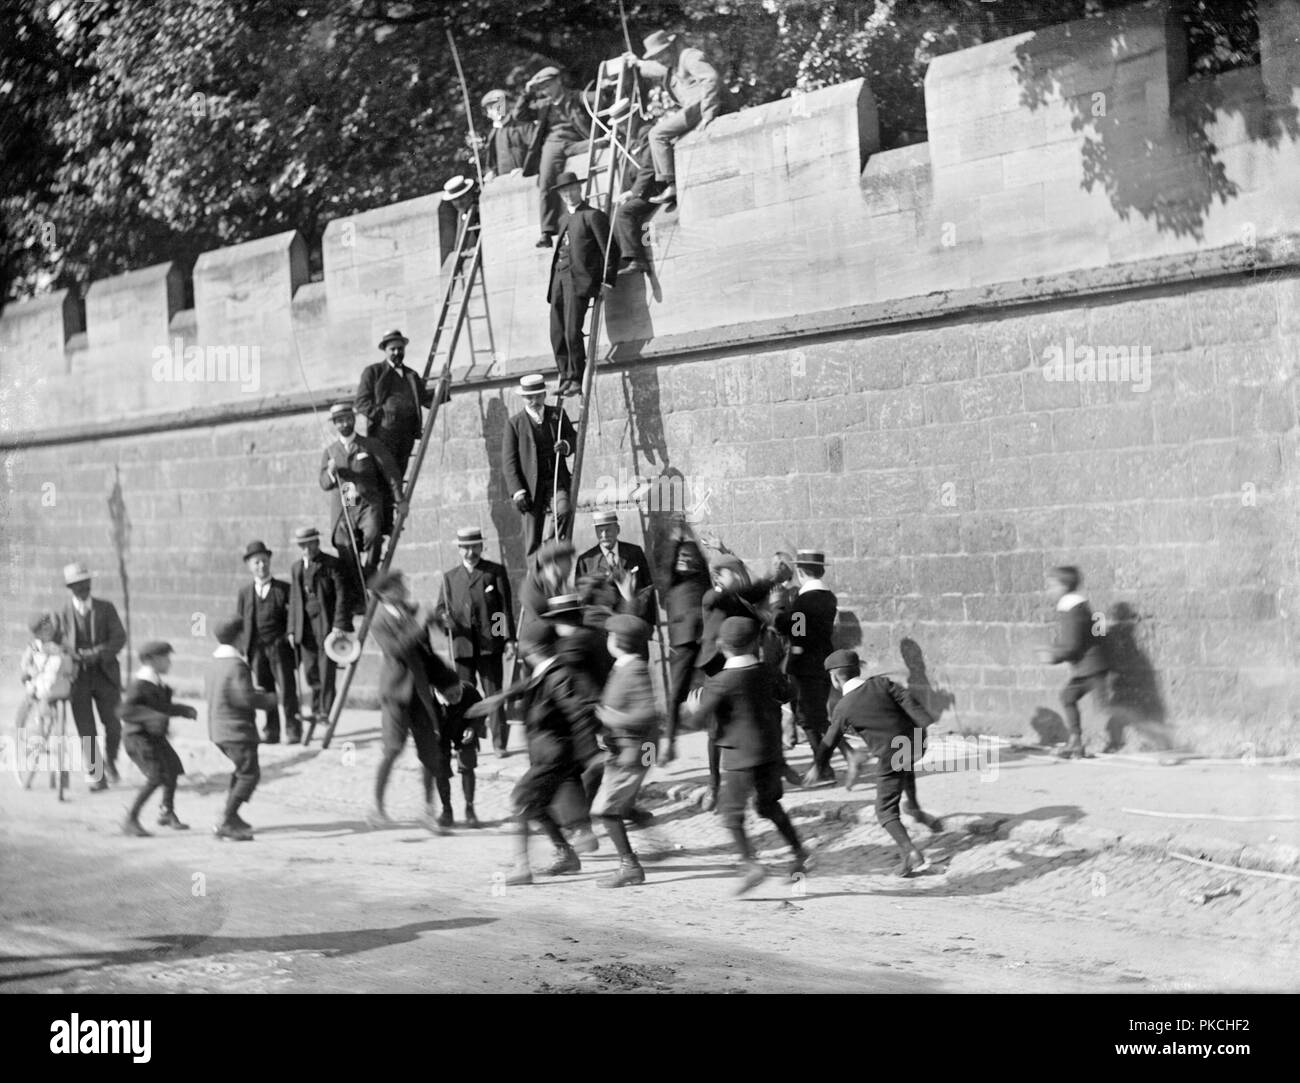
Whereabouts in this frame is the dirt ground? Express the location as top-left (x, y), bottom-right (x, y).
top-left (2, 719), bottom-right (1297, 994)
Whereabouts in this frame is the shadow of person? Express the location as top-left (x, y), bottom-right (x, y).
top-left (899, 637), bottom-right (955, 722)
top-left (1030, 706), bottom-right (1068, 746)
top-left (833, 610), bottom-right (863, 651)
top-left (1103, 600), bottom-right (1172, 751)
top-left (607, 271), bottom-right (656, 358)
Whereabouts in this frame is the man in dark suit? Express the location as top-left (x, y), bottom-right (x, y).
top-left (503, 373), bottom-right (577, 557)
top-left (575, 509), bottom-right (658, 626)
top-left (547, 171), bottom-right (618, 396)
top-left (658, 523), bottom-right (710, 763)
top-left (517, 67), bottom-right (595, 247)
top-left (354, 329), bottom-right (437, 480)
top-left (235, 540), bottom-right (300, 744)
top-left (433, 526), bottom-right (516, 756)
top-left (288, 526), bottom-right (351, 724)
top-left (321, 402), bottom-right (403, 610)
top-left (693, 617), bottom-right (807, 894)
top-left (772, 549), bottom-right (839, 781)
top-left (807, 650), bottom-right (940, 877)
top-left (62, 561), bottom-right (127, 790)
top-left (368, 569), bottom-right (460, 831)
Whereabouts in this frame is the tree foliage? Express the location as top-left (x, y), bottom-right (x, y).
top-left (0, 0), bottom-right (1261, 303)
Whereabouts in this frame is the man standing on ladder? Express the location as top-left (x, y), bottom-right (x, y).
top-left (518, 67), bottom-right (596, 248)
top-left (503, 373), bottom-right (577, 557)
top-left (355, 329), bottom-right (445, 482)
top-left (546, 171), bottom-right (618, 398)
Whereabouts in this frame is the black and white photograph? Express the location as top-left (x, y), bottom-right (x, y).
top-left (0, 0), bottom-right (1297, 1039)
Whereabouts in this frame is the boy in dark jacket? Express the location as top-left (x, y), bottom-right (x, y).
top-left (694, 617), bottom-right (807, 894)
top-left (119, 641), bottom-right (198, 837)
top-left (808, 650), bottom-right (939, 877)
top-left (434, 678), bottom-right (485, 828)
top-left (658, 523), bottom-right (710, 763)
top-left (1037, 565), bottom-right (1109, 759)
top-left (207, 617), bottom-right (278, 840)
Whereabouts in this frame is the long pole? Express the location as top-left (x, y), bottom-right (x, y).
top-left (446, 27), bottom-right (484, 187)
top-left (616, 0), bottom-right (634, 54)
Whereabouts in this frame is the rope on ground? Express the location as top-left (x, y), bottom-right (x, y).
top-left (1168, 851), bottom-right (1300, 884)
top-left (1122, 808), bottom-right (1300, 822)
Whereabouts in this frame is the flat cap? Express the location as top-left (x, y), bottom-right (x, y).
top-left (139, 640), bottom-right (174, 660)
top-left (824, 649), bottom-right (860, 672)
top-left (606, 614), bottom-right (650, 644)
top-left (718, 616), bottom-right (758, 650)
top-left (215, 616), bottom-right (244, 645)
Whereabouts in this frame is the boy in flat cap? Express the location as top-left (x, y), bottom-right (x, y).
top-left (808, 650), bottom-right (941, 876)
top-left (590, 614), bottom-right (660, 888)
top-left (694, 616), bottom-right (807, 894)
top-left (1037, 565), bottom-right (1109, 759)
top-left (62, 561), bottom-right (127, 789)
top-left (433, 677), bottom-right (486, 828)
top-left (207, 617), bottom-right (278, 840)
top-left (235, 540), bottom-right (299, 744)
top-left (119, 641), bottom-right (198, 836)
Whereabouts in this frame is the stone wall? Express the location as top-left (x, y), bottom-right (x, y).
top-left (2, 0), bottom-right (1299, 753)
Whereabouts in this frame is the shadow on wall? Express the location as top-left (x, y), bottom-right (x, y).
top-left (1013, 9), bottom-right (1300, 240)
top-left (107, 465), bottom-right (132, 672)
top-left (619, 366), bottom-right (673, 563)
top-left (899, 637), bottom-right (957, 724)
top-left (480, 395), bottom-right (524, 580)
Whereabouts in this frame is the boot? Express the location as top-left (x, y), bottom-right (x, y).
top-left (121, 816), bottom-right (152, 838)
top-left (214, 820), bottom-right (253, 841)
top-left (88, 776), bottom-right (110, 793)
top-left (569, 824), bottom-right (598, 854)
top-left (735, 860), bottom-right (768, 895)
top-left (157, 808), bottom-right (190, 830)
top-left (435, 778), bottom-right (455, 827)
top-left (787, 849), bottom-right (809, 880)
top-left (542, 844), bottom-right (581, 876)
top-left (366, 805), bottom-right (393, 828)
top-left (461, 773), bottom-right (478, 827)
top-left (422, 803), bottom-right (449, 835)
top-left (884, 819), bottom-right (926, 877)
top-left (505, 821), bottom-right (533, 884)
top-left (105, 761), bottom-right (121, 784)
top-left (599, 855), bottom-right (646, 889)
top-left (465, 804), bottom-right (482, 828)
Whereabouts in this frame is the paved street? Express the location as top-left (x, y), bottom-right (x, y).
top-left (2, 717), bottom-right (1296, 994)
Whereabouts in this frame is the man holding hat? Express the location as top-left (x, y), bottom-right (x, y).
top-left (235, 540), bottom-right (299, 744)
top-left (434, 527), bottom-right (515, 756)
top-left (576, 509), bottom-right (658, 626)
top-left (591, 613), bottom-right (660, 888)
top-left (547, 171), bottom-right (618, 397)
top-left (118, 641), bottom-right (198, 836)
top-left (62, 561), bottom-right (127, 790)
top-left (807, 650), bottom-right (940, 877)
top-left (517, 66), bottom-right (596, 246)
top-left (321, 400), bottom-right (403, 609)
top-left (626, 29), bottom-right (725, 206)
top-left (288, 526), bottom-right (351, 724)
top-left (480, 87), bottom-right (532, 181)
top-left (772, 549), bottom-right (840, 781)
top-left (355, 329), bottom-right (445, 482)
top-left (693, 616), bottom-right (808, 894)
top-left (207, 616), bottom-right (278, 841)
top-left (503, 374), bottom-right (577, 557)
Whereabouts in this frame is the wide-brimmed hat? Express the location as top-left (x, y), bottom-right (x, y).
top-left (548, 170), bottom-right (583, 193)
top-left (456, 527), bottom-right (484, 546)
top-left (329, 402), bottom-right (355, 421)
top-left (378, 329), bottom-right (409, 350)
top-left (294, 526), bottom-right (321, 545)
top-left (242, 540), bottom-right (272, 562)
top-left (541, 593), bottom-right (584, 621)
top-left (62, 562), bottom-right (91, 586)
top-left (642, 30), bottom-right (678, 58)
top-left (443, 175), bottom-right (475, 201)
top-left (518, 373), bottom-right (548, 397)
top-left (139, 640), bottom-right (174, 660)
top-left (325, 629), bottom-right (362, 666)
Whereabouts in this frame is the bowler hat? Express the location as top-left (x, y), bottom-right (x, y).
top-left (329, 402), bottom-right (355, 420)
top-left (62, 562), bottom-right (91, 586)
top-left (718, 616), bottom-right (758, 650)
top-left (824, 649), bottom-right (860, 673)
top-left (139, 640), bottom-right (174, 660)
top-left (242, 540), bottom-right (272, 562)
top-left (367, 568), bottom-right (406, 597)
top-left (456, 527), bottom-right (484, 546)
top-left (378, 329), bottom-right (409, 350)
top-left (518, 373), bottom-right (548, 396)
top-left (215, 616), bottom-right (243, 645)
top-left (642, 30), bottom-right (678, 58)
top-left (325, 628), bottom-right (363, 666)
top-left (548, 171), bottom-right (583, 193)
top-left (443, 175), bottom-right (475, 201)
top-left (541, 593), bottom-right (584, 621)
top-left (294, 526), bottom-right (321, 545)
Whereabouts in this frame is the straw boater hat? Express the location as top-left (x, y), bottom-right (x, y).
top-left (378, 329), bottom-right (409, 350)
top-left (456, 527), bottom-right (484, 546)
top-left (62, 562), bottom-right (91, 586)
top-left (592, 509), bottom-right (619, 527)
top-left (443, 175), bottom-right (475, 201)
top-left (294, 526), bottom-right (321, 545)
top-left (541, 593), bottom-right (584, 621)
top-left (518, 373), bottom-right (548, 397)
top-left (329, 402), bottom-right (355, 420)
top-left (795, 549), bottom-right (826, 567)
top-left (242, 540), bottom-right (272, 562)
top-left (324, 628), bottom-right (362, 666)
top-left (642, 30), bottom-right (678, 59)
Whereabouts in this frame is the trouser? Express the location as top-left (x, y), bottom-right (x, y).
top-left (376, 697), bottom-right (442, 806)
top-left (69, 673), bottom-right (121, 778)
top-left (719, 762), bottom-right (802, 860)
top-left (649, 103), bottom-right (704, 182)
top-left (456, 654), bottom-right (506, 750)
top-left (520, 485), bottom-right (570, 558)
top-left (124, 734), bottom-right (182, 819)
top-left (538, 134), bottom-right (590, 235)
top-left (371, 426), bottom-right (416, 485)
top-left (556, 750), bottom-right (604, 830)
top-left (334, 503), bottom-right (386, 607)
top-left (550, 275), bottom-right (592, 386)
top-left (1060, 673), bottom-right (1107, 747)
top-left (876, 768), bottom-right (915, 827)
top-left (298, 621), bottom-right (337, 719)
top-left (248, 638), bottom-right (299, 740)
top-left (218, 741), bottom-right (260, 815)
top-left (664, 641), bottom-right (700, 744)
top-left (612, 191), bottom-right (657, 267)
top-left (789, 671), bottom-right (831, 747)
